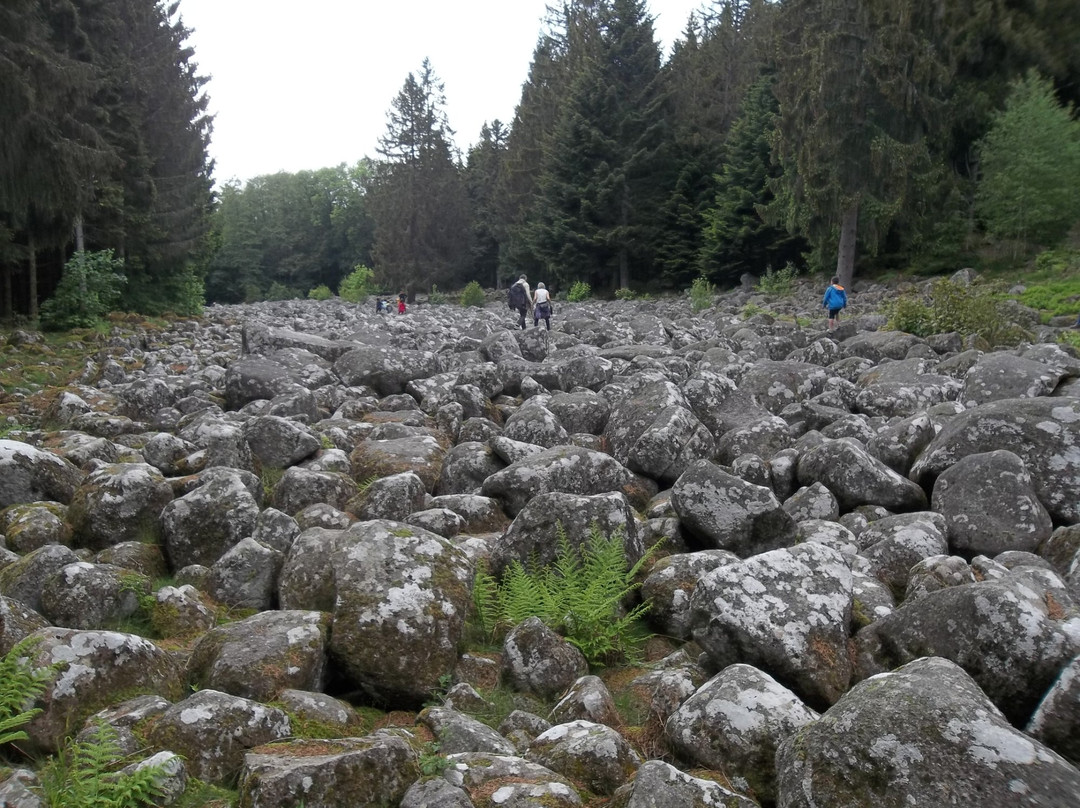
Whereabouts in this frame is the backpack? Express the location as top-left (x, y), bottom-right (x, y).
top-left (508, 282), bottom-right (526, 310)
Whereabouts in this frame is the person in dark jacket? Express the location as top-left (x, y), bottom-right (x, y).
top-left (822, 276), bottom-right (847, 331)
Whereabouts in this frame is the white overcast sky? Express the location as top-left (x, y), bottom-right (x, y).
top-left (177, 0), bottom-right (706, 186)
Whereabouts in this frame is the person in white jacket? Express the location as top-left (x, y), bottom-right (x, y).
top-left (533, 282), bottom-right (553, 330)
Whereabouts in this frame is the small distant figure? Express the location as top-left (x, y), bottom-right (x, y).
top-left (533, 282), bottom-right (552, 330)
top-left (822, 276), bottom-right (847, 331)
top-left (508, 274), bottom-right (532, 330)
top-left (375, 297), bottom-right (387, 314)
top-left (397, 292), bottom-right (407, 315)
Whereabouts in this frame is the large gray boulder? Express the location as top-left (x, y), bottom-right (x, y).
top-left (186, 610), bottom-right (330, 702)
top-left (602, 379), bottom-right (714, 485)
top-left (501, 616), bottom-right (588, 701)
top-left (526, 720), bottom-right (642, 796)
top-left (775, 656), bottom-right (1080, 807)
top-left (489, 491), bottom-right (645, 579)
top-left (241, 415), bottom-right (321, 469)
top-left (328, 520), bottom-right (472, 705)
top-left (738, 360), bottom-right (830, 414)
top-left (333, 345), bottom-right (441, 395)
top-left (854, 566), bottom-right (1080, 724)
top-left (640, 550), bottom-right (740, 640)
top-left (666, 663), bottom-right (819, 802)
top-left (610, 759), bottom-right (759, 808)
top-left (39, 562), bottom-right (147, 629)
top-left (238, 732), bottom-right (418, 808)
top-left (1026, 654), bottom-right (1080, 765)
top-left (798, 438), bottom-right (928, 511)
top-left (161, 468), bottom-right (260, 569)
top-left (910, 396), bottom-right (1080, 523)
top-left (960, 351), bottom-right (1063, 406)
top-left (689, 542), bottom-right (854, 709)
top-left (0, 439), bottom-right (83, 508)
top-left (931, 449), bottom-right (1053, 555)
top-left (670, 460), bottom-right (797, 556)
top-left (481, 445), bottom-right (641, 517)
top-left (67, 463), bottom-right (173, 550)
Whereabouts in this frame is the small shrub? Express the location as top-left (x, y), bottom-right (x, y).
top-left (307, 284), bottom-right (333, 300)
top-left (884, 277), bottom-right (1029, 345)
top-left (567, 281), bottom-right (591, 302)
top-left (740, 302), bottom-right (770, 319)
top-left (40, 250), bottom-right (127, 331)
top-left (428, 284), bottom-right (447, 305)
top-left (460, 280), bottom-right (486, 308)
top-left (472, 524), bottom-right (661, 667)
top-left (338, 265), bottom-right (374, 303)
top-left (1058, 330), bottom-right (1080, 352)
top-left (756, 262), bottom-right (799, 295)
top-left (689, 275), bottom-right (715, 312)
top-left (614, 287), bottom-right (636, 301)
top-left (265, 282), bottom-right (301, 301)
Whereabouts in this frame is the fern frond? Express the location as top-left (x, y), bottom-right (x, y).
top-left (0, 637), bottom-right (59, 747)
top-left (471, 560), bottom-right (500, 640)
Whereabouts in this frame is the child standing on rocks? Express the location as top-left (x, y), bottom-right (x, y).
top-left (822, 276), bottom-right (847, 331)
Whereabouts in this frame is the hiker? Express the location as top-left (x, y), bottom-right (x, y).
top-left (397, 292), bottom-right (407, 315)
top-left (508, 274), bottom-right (532, 330)
top-left (533, 282), bottom-right (553, 330)
top-left (822, 276), bottom-right (847, 331)
top-left (375, 297), bottom-right (386, 314)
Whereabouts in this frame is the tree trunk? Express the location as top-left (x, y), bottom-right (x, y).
top-left (74, 215), bottom-right (88, 300)
top-left (28, 233), bottom-right (38, 322)
top-left (1, 264), bottom-right (11, 323)
top-left (835, 203), bottom-right (858, 289)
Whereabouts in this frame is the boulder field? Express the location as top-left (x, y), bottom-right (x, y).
top-left (1, 276), bottom-right (1079, 807)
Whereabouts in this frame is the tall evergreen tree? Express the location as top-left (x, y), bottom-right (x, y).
top-left (529, 0), bottom-right (669, 291)
top-left (466, 120), bottom-right (509, 288)
top-left (768, 0), bottom-right (949, 287)
top-left (699, 75), bottom-right (807, 282)
top-left (370, 59), bottom-right (470, 298)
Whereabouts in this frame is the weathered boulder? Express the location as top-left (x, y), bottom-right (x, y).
top-left (640, 549), bottom-right (740, 640)
top-left (602, 379), bottom-right (714, 485)
top-left (489, 491), bottom-right (644, 578)
top-left (0, 544), bottom-right (81, 614)
top-left (502, 398), bottom-right (571, 448)
top-left (481, 445), bottom-right (641, 517)
top-left (960, 351), bottom-right (1063, 406)
top-left (0, 501), bottom-right (71, 552)
top-left (857, 512), bottom-right (949, 596)
top-left (39, 562), bottom-right (147, 629)
top-left (270, 466), bottom-right (356, 515)
top-left (354, 470), bottom-right (427, 521)
top-left (418, 706), bottom-right (516, 755)
top-left (0, 439), bottom-right (83, 508)
top-left (24, 627), bottom-right (184, 754)
top-left (549, 675), bottom-right (621, 728)
top-left (67, 463), bottom-right (173, 550)
top-left (350, 434), bottom-right (447, 493)
top-left (931, 449), bottom-right (1053, 556)
top-left (775, 656), bottom-right (1080, 808)
top-left (328, 520), bottom-right (471, 705)
top-left (909, 396), bottom-right (1080, 523)
top-left (502, 616), bottom-right (589, 701)
top-left (670, 460), bottom-right (797, 556)
top-left (205, 536), bottom-right (285, 610)
top-left (798, 438), bottom-right (928, 511)
top-left (1026, 654), bottom-right (1080, 765)
top-left (854, 566), bottom-right (1080, 724)
top-left (0, 594), bottom-right (50, 654)
top-left (439, 753), bottom-right (581, 806)
top-left (161, 468), bottom-right (260, 569)
top-left (186, 610), bottom-right (329, 702)
top-left (526, 720), bottom-right (642, 796)
top-left (148, 689), bottom-right (291, 786)
top-left (738, 360), bottom-right (830, 414)
top-left (690, 542), bottom-right (854, 709)
top-left (333, 345), bottom-right (441, 395)
top-left (665, 663), bottom-right (819, 802)
top-left (610, 759), bottom-right (759, 808)
top-left (241, 415), bottom-right (321, 469)
top-left (238, 732), bottom-right (417, 808)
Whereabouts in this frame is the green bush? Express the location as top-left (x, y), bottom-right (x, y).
top-left (40, 250), bottom-right (127, 331)
top-left (428, 284), bottom-right (447, 305)
top-left (472, 524), bottom-right (660, 667)
top-left (338, 265), bottom-right (374, 303)
top-left (689, 275), bottom-right (715, 312)
top-left (614, 287), bottom-right (636, 301)
top-left (1016, 248), bottom-right (1080, 316)
top-left (307, 284), bottom-right (333, 300)
top-left (460, 280), bottom-right (486, 308)
top-left (265, 282), bottom-right (301, 301)
top-left (756, 262), bottom-right (799, 295)
top-left (884, 278), bottom-right (1029, 345)
top-left (567, 281), bottom-right (591, 302)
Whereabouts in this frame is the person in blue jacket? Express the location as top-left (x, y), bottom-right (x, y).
top-left (822, 276), bottom-right (847, 331)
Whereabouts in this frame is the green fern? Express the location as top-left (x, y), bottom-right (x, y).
top-left (40, 720), bottom-right (168, 808)
top-left (471, 523), bottom-right (663, 667)
top-left (0, 637), bottom-right (60, 747)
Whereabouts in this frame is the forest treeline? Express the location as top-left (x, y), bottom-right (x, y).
top-left (4, 0), bottom-right (1080, 319)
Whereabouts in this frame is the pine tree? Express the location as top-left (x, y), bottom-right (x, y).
top-left (370, 59), bottom-right (471, 298)
top-left (465, 121), bottom-right (509, 288)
